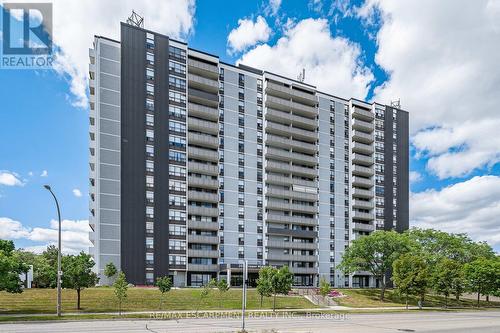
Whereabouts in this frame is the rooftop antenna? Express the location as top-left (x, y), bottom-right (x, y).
top-left (297, 68), bottom-right (305, 82)
top-left (127, 10), bottom-right (144, 28)
top-left (391, 99), bottom-right (401, 109)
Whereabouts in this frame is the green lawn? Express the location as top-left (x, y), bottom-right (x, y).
top-left (335, 289), bottom-right (500, 308)
top-left (0, 287), bottom-right (316, 314)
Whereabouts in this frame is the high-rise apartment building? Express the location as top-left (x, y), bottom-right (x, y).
top-left (88, 23), bottom-right (409, 288)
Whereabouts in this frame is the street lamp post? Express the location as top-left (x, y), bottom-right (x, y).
top-left (241, 259), bottom-right (248, 332)
top-left (44, 185), bottom-right (62, 317)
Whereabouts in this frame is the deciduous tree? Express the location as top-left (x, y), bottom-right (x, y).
top-left (62, 252), bottom-right (99, 309)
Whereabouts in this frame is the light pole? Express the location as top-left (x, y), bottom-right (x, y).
top-left (241, 259), bottom-right (248, 332)
top-left (44, 185), bottom-right (62, 317)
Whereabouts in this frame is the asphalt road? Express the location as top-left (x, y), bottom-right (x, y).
top-left (2, 311), bottom-right (500, 333)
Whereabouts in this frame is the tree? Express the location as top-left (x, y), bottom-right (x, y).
top-left (113, 271), bottom-right (128, 315)
top-left (270, 266), bottom-right (293, 311)
top-left (33, 255), bottom-right (57, 288)
top-left (62, 252), bottom-right (99, 310)
top-left (338, 231), bottom-right (415, 301)
top-left (217, 278), bottom-right (229, 308)
top-left (464, 258), bottom-right (500, 306)
top-left (156, 276), bottom-right (173, 310)
top-left (431, 258), bottom-right (464, 307)
top-left (392, 254), bottom-right (429, 309)
top-left (256, 266), bottom-right (274, 307)
top-left (42, 245), bottom-right (59, 267)
top-left (319, 277), bottom-right (331, 297)
top-left (196, 278), bottom-right (217, 313)
top-left (104, 262), bottom-right (118, 284)
top-left (0, 240), bottom-right (27, 293)
top-left (13, 249), bottom-right (36, 287)
top-left (407, 229), bottom-right (495, 265)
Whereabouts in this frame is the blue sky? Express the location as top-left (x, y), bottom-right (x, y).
top-left (1, 0), bottom-right (499, 253)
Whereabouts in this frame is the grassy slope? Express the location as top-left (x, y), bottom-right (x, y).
top-left (0, 288), bottom-right (315, 314)
top-left (335, 289), bottom-right (500, 308)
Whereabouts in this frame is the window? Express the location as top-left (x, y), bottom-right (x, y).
top-left (169, 151), bottom-right (186, 163)
top-left (146, 33), bottom-right (154, 48)
top-left (146, 129), bottom-right (154, 142)
top-left (169, 105), bottom-right (186, 118)
top-left (169, 165), bottom-right (186, 177)
top-left (146, 99), bottom-right (154, 111)
top-left (169, 45), bottom-right (186, 61)
top-left (146, 52), bottom-right (154, 65)
top-left (146, 175), bottom-right (154, 188)
top-left (169, 223), bottom-right (186, 234)
top-left (146, 190), bottom-right (154, 203)
top-left (169, 60), bottom-right (186, 75)
top-left (169, 76), bottom-right (186, 90)
top-left (146, 145), bottom-right (154, 157)
top-left (146, 83), bottom-right (154, 96)
top-left (146, 221), bottom-right (154, 233)
top-left (169, 239), bottom-right (186, 251)
top-left (169, 135), bottom-right (186, 149)
top-left (169, 121), bottom-right (186, 134)
top-left (146, 68), bottom-right (154, 80)
top-left (169, 195), bottom-right (186, 207)
top-left (146, 237), bottom-right (154, 249)
top-left (169, 180), bottom-right (186, 192)
top-left (146, 160), bottom-right (154, 172)
top-left (146, 114), bottom-right (154, 126)
top-left (169, 210), bottom-right (186, 222)
top-left (146, 206), bottom-right (154, 219)
top-left (169, 91), bottom-right (186, 104)
top-left (169, 255), bottom-right (186, 266)
top-left (146, 253), bottom-right (154, 265)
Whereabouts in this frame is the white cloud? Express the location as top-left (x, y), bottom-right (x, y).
top-left (72, 188), bottom-right (82, 197)
top-left (47, 0), bottom-right (196, 108)
top-left (28, 171), bottom-right (34, 177)
top-left (412, 119), bottom-right (500, 179)
top-left (237, 18), bottom-right (374, 99)
top-left (40, 170), bottom-right (48, 177)
top-left (409, 171), bottom-right (422, 184)
top-left (227, 16), bottom-right (271, 53)
top-left (358, 0), bottom-right (500, 178)
top-left (0, 171), bottom-right (24, 186)
top-left (0, 217), bottom-right (91, 254)
top-left (265, 0), bottom-right (282, 16)
top-left (411, 176), bottom-right (500, 249)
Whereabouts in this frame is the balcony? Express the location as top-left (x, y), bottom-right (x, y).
top-left (352, 210), bottom-right (374, 221)
top-left (352, 153), bottom-right (374, 166)
top-left (266, 214), bottom-right (317, 226)
top-left (266, 147), bottom-right (317, 166)
top-left (352, 165), bottom-right (374, 177)
top-left (188, 176), bottom-right (219, 190)
top-left (266, 134), bottom-right (317, 154)
top-left (291, 100), bottom-right (317, 118)
top-left (352, 130), bottom-right (374, 144)
top-left (188, 117), bottom-right (219, 135)
top-left (352, 176), bottom-right (374, 189)
top-left (267, 253), bottom-right (317, 262)
top-left (188, 73), bottom-right (218, 93)
top-left (353, 222), bottom-right (375, 232)
top-left (290, 267), bottom-right (317, 274)
top-left (188, 146), bottom-right (219, 162)
top-left (187, 234), bottom-right (219, 244)
top-left (188, 103), bottom-right (218, 122)
top-left (352, 188), bottom-right (374, 199)
top-left (266, 108), bottom-right (317, 130)
top-left (188, 132), bottom-right (218, 149)
top-left (266, 187), bottom-right (317, 202)
top-left (352, 199), bottom-right (374, 210)
top-left (188, 220), bottom-right (219, 231)
top-left (290, 87), bottom-right (317, 106)
top-left (188, 161), bottom-right (218, 176)
top-left (188, 190), bottom-right (218, 203)
top-left (188, 58), bottom-right (218, 79)
top-left (352, 106), bottom-right (374, 121)
top-left (187, 264), bottom-right (218, 272)
top-left (266, 240), bottom-right (317, 250)
top-left (352, 141), bottom-right (374, 155)
top-left (188, 249), bottom-right (219, 258)
top-left (266, 200), bottom-right (317, 214)
top-left (352, 118), bottom-right (374, 132)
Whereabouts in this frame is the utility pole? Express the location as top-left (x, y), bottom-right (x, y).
top-left (44, 185), bottom-right (62, 317)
